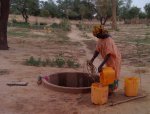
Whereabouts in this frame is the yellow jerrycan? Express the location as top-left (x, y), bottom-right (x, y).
top-left (124, 77), bottom-right (139, 97)
top-left (91, 83), bottom-right (108, 105)
top-left (100, 67), bottom-right (116, 86)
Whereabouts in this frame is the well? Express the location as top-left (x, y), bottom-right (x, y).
top-left (42, 72), bottom-right (99, 93)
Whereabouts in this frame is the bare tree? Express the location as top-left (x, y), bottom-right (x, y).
top-left (95, 0), bottom-right (112, 25)
top-left (111, 0), bottom-right (117, 30)
top-left (0, 0), bottom-right (10, 50)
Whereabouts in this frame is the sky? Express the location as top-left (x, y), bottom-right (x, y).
top-left (41, 0), bottom-right (150, 11)
top-left (131, 0), bottom-right (149, 11)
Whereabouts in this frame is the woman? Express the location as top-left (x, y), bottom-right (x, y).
top-left (89, 25), bottom-right (121, 94)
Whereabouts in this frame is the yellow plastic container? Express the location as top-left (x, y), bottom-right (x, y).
top-left (91, 83), bottom-right (108, 105)
top-left (124, 77), bottom-right (139, 97)
top-left (100, 67), bottom-right (116, 86)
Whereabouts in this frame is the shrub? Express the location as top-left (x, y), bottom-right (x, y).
top-left (50, 19), bottom-right (71, 31)
top-left (40, 9), bottom-right (50, 17)
top-left (39, 22), bottom-right (47, 26)
top-left (11, 21), bottom-right (30, 28)
top-left (60, 19), bottom-right (71, 31)
top-left (25, 56), bottom-right (41, 66)
top-left (24, 55), bottom-right (80, 68)
top-left (50, 23), bottom-right (60, 28)
top-left (66, 59), bottom-right (80, 68)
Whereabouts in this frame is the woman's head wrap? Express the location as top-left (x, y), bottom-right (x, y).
top-left (92, 25), bottom-right (108, 37)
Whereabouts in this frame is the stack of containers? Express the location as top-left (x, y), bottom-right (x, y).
top-left (91, 67), bottom-right (116, 105)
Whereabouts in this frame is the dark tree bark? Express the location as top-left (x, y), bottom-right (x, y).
top-left (21, 10), bottom-right (28, 23)
top-left (99, 16), bottom-right (108, 25)
top-left (0, 0), bottom-right (10, 50)
top-left (111, 0), bottom-right (117, 30)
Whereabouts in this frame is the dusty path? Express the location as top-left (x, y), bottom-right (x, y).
top-left (67, 24), bottom-right (100, 68)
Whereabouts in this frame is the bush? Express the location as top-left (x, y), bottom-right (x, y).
top-left (55, 57), bottom-right (65, 68)
top-left (50, 19), bottom-right (71, 31)
top-left (24, 55), bottom-right (80, 68)
top-left (11, 20), bottom-right (30, 28)
top-left (66, 59), bottom-right (80, 68)
top-left (50, 23), bottom-right (60, 28)
top-left (60, 19), bottom-right (71, 31)
top-left (76, 22), bottom-right (84, 30)
top-left (40, 9), bottom-right (50, 17)
top-left (12, 18), bottom-right (17, 23)
top-left (25, 56), bottom-right (41, 66)
top-left (39, 22), bottom-right (47, 26)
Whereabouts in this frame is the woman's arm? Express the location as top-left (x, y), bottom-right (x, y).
top-left (98, 54), bottom-right (110, 72)
top-left (89, 50), bottom-right (99, 64)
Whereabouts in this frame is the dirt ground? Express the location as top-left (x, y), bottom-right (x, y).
top-left (0, 17), bottom-right (150, 114)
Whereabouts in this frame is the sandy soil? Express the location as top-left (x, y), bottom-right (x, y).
top-left (0, 20), bottom-right (150, 114)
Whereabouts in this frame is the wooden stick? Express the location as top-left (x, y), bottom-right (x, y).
top-left (109, 94), bottom-right (147, 106)
top-left (7, 82), bottom-right (28, 86)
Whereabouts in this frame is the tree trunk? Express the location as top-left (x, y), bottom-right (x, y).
top-left (0, 0), bottom-right (10, 50)
top-left (22, 10), bottom-right (29, 23)
top-left (111, 0), bottom-right (117, 30)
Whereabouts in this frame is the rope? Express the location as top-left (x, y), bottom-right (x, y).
top-left (82, 60), bottom-right (98, 82)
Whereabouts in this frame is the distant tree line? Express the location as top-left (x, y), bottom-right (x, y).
top-left (10, 0), bottom-right (150, 23)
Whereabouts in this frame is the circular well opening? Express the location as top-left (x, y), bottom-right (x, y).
top-left (42, 72), bottom-right (99, 93)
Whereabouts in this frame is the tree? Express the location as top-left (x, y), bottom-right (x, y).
top-left (79, 0), bottom-right (95, 20)
top-left (112, 0), bottom-right (117, 30)
top-left (57, 0), bottom-right (95, 20)
top-left (128, 6), bottom-right (140, 19)
top-left (95, 0), bottom-right (112, 25)
top-left (11, 0), bottom-right (40, 23)
top-left (40, 0), bottom-right (59, 18)
top-left (118, 0), bottom-right (132, 21)
top-left (11, 0), bottom-right (29, 23)
top-left (139, 12), bottom-right (146, 19)
top-left (144, 3), bottom-right (150, 19)
top-left (28, 0), bottom-right (40, 16)
top-left (57, 0), bottom-right (73, 19)
top-left (0, 0), bottom-right (10, 50)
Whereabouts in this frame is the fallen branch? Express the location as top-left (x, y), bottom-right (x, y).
top-left (109, 94), bottom-right (147, 106)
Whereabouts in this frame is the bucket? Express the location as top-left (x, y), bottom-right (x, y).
top-left (100, 67), bottom-right (116, 86)
top-left (124, 77), bottom-right (139, 97)
top-left (91, 83), bottom-right (108, 105)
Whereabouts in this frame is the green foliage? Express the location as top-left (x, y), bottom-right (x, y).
top-left (11, 0), bottom-right (40, 16)
top-left (55, 54), bottom-right (65, 67)
top-left (59, 19), bottom-right (71, 31)
top-left (9, 19), bottom-right (47, 30)
top-left (76, 22), bottom-right (92, 32)
top-left (11, 20), bottom-right (30, 28)
top-left (28, 0), bottom-right (40, 16)
top-left (40, 9), bottom-right (50, 17)
top-left (24, 55), bottom-right (80, 68)
top-left (39, 22), bottom-right (47, 26)
top-left (76, 22), bottom-right (84, 30)
top-left (50, 19), bottom-right (71, 31)
top-left (128, 6), bottom-right (140, 19)
top-left (50, 23), bottom-right (60, 28)
top-left (144, 3), bottom-right (150, 18)
top-left (40, 0), bottom-right (59, 17)
top-left (10, 0), bottom-right (95, 20)
top-left (95, 0), bottom-right (112, 24)
top-left (57, 0), bottom-right (95, 19)
top-left (139, 12), bottom-right (146, 19)
top-left (10, 0), bottom-right (40, 22)
top-left (25, 56), bottom-right (41, 66)
top-left (66, 59), bottom-right (80, 68)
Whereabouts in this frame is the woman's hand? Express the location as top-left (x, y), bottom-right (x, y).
top-left (98, 66), bottom-right (102, 73)
top-left (88, 59), bottom-right (94, 66)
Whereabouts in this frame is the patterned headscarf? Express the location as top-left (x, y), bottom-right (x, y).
top-left (92, 25), bottom-right (108, 37)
